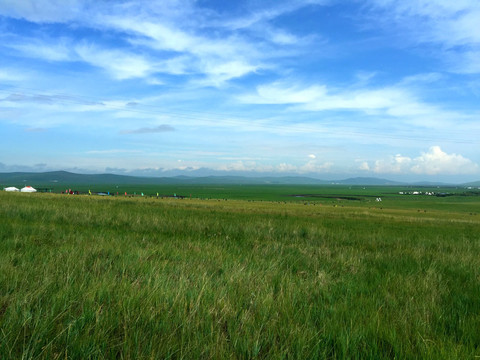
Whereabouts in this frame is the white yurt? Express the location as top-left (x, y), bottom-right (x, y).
top-left (20, 186), bottom-right (37, 193)
top-left (3, 187), bottom-right (20, 192)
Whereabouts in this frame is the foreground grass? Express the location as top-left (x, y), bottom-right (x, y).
top-left (0, 192), bottom-right (479, 359)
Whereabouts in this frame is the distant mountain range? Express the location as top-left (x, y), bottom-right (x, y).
top-left (463, 180), bottom-right (480, 187)
top-left (1, 171), bottom-right (477, 187)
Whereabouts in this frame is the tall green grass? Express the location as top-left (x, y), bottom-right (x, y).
top-left (0, 192), bottom-right (479, 359)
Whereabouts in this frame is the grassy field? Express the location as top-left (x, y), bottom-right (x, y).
top-left (1, 188), bottom-right (479, 359)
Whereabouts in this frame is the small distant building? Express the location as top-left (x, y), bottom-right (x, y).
top-left (20, 186), bottom-right (37, 193)
top-left (3, 187), bottom-right (19, 192)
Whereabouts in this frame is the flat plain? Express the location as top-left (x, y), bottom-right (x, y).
top-left (0, 185), bottom-right (479, 359)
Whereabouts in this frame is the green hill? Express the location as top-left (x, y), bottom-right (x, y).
top-left (463, 180), bottom-right (480, 187)
top-left (0, 171), bottom-right (331, 187)
top-left (1, 171), bottom-right (476, 187)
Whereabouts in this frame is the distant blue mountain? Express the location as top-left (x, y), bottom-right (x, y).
top-left (0, 171), bottom-right (476, 186)
top-left (462, 180), bottom-right (480, 187)
top-left (333, 177), bottom-right (406, 185)
top-left (0, 171), bottom-right (328, 186)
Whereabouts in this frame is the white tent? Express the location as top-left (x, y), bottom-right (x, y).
top-left (20, 186), bottom-right (37, 193)
top-left (3, 187), bottom-right (20, 192)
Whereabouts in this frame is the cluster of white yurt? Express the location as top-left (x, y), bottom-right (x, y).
top-left (3, 186), bottom-right (37, 193)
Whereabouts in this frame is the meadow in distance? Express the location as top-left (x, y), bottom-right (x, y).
top-left (1, 182), bottom-right (480, 359)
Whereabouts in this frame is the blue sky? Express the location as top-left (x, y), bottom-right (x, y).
top-left (0, 0), bottom-right (479, 182)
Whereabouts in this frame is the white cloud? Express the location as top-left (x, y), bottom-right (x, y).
top-left (239, 80), bottom-right (478, 133)
top-left (217, 161), bottom-right (266, 172)
top-left (372, 146), bottom-right (479, 175)
top-left (8, 39), bottom-right (73, 62)
top-left (198, 59), bottom-right (259, 86)
top-left (399, 72), bottom-right (443, 85)
top-left (0, 68), bottom-right (25, 82)
top-left (438, 8), bottom-right (480, 46)
top-left (220, 0), bottom-right (329, 30)
top-left (373, 154), bottom-right (414, 174)
top-left (105, 18), bottom-right (195, 53)
top-left (368, 0), bottom-right (480, 42)
top-left (3, 35), bottom-right (158, 80)
top-left (0, 0), bottom-right (329, 85)
top-left (240, 83), bottom-right (327, 104)
top-left (242, 81), bottom-right (415, 111)
top-left (367, 0), bottom-right (480, 73)
top-left (0, 0), bottom-right (86, 22)
top-left (102, 16), bottom-right (264, 85)
top-left (5, 35), bottom-right (196, 81)
top-left (451, 50), bottom-right (480, 74)
top-left (277, 163), bottom-right (298, 173)
top-left (215, 158), bottom-right (333, 174)
top-left (242, 81), bottom-right (417, 113)
top-left (75, 44), bottom-right (155, 80)
top-left (0, 1), bottom-right (266, 84)
top-left (299, 160), bottom-right (333, 173)
top-left (410, 146), bottom-right (479, 175)
top-left (266, 28), bottom-right (300, 45)
top-left (358, 161), bottom-right (370, 171)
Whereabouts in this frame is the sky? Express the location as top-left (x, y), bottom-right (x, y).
top-left (0, 0), bottom-right (479, 182)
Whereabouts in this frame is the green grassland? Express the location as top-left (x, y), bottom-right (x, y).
top-left (1, 187), bottom-right (479, 359)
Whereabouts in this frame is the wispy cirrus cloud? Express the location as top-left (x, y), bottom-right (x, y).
top-left (220, 0), bottom-right (328, 28)
top-left (6, 38), bottom-right (74, 62)
top-left (218, 0), bottom-right (328, 45)
top-left (0, 0), bottom-right (325, 85)
top-left (0, 0), bottom-right (88, 22)
top-left (238, 78), bottom-right (480, 147)
top-left (366, 0), bottom-right (480, 45)
top-left (3, 36), bottom-right (158, 80)
top-left (74, 43), bottom-right (156, 80)
top-left (240, 81), bottom-right (428, 116)
top-left (0, 67), bottom-right (26, 82)
top-left (366, 0), bottom-right (480, 73)
top-left (100, 15), bottom-right (265, 85)
top-left (238, 79), bottom-right (476, 130)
